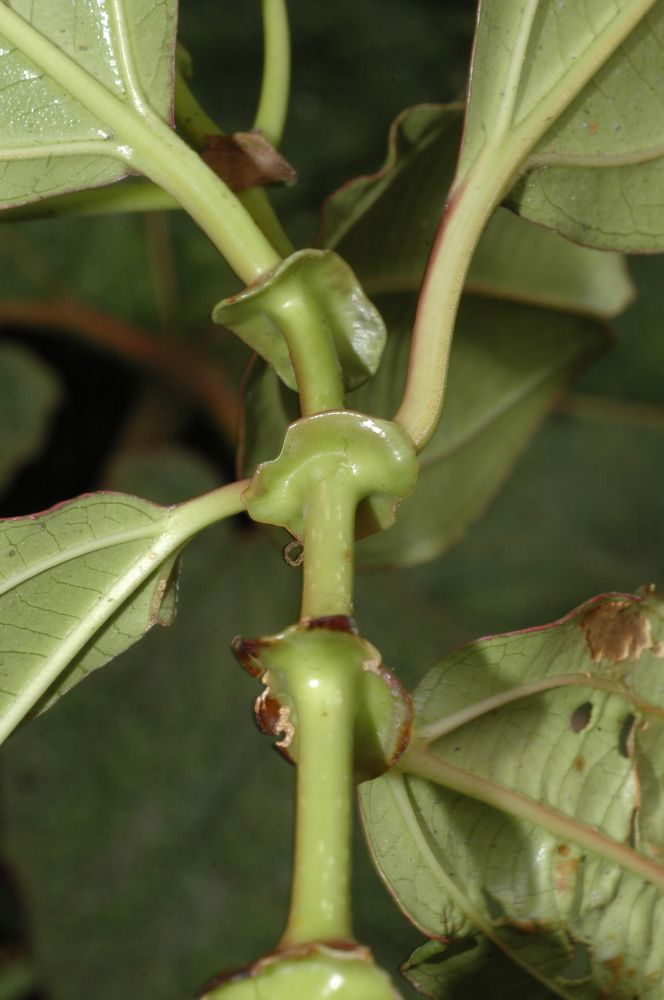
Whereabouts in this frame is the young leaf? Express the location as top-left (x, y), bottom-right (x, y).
top-left (0, 484), bottom-right (244, 742)
top-left (360, 589), bottom-right (664, 998)
top-left (0, 342), bottom-right (61, 494)
top-left (459, 0), bottom-right (664, 250)
top-left (0, 0), bottom-right (177, 208)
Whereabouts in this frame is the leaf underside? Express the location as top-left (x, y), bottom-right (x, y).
top-left (0, 492), bottom-right (181, 742)
top-left (462, 0), bottom-right (664, 250)
top-left (360, 590), bottom-right (664, 998)
top-left (0, 0), bottom-right (177, 207)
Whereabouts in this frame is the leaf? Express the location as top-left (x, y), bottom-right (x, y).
top-left (0, 483), bottom-right (236, 742)
top-left (401, 935), bottom-right (557, 999)
top-left (360, 590), bottom-right (664, 998)
top-left (0, 0), bottom-right (177, 208)
top-left (459, 0), bottom-right (664, 250)
top-left (0, 342), bottom-right (61, 495)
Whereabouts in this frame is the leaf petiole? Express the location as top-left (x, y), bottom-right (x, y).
top-left (254, 0), bottom-right (291, 149)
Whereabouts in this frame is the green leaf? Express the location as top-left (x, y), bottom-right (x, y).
top-left (0, 342), bottom-right (61, 494)
top-left (458, 0), bottom-right (664, 250)
top-left (401, 936), bottom-right (556, 999)
top-left (360, 590), bottom-right (664, 998)
top-left (0, 484), bottom-right (239, 742)
top-left (0, 0), bottom-right (177, 208)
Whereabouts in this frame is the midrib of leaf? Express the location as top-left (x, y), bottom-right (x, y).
top-left (398, 0), bottom-right (658, 449)
top-left (0, 481), bottom-right (248, 742)
top-left (466, 0), bottom-right (661, 186)
top-left (415, 673), bottom-right (664, 744)
top-left (0, 5), bottom-right (279, 281)
top-left (0, 529), bottom-right (183, 742)
top-left (0, 2), bottom-right (149, 159)
top-left (486, 0), bottom-right (540, 142)
top-left (107, 0), bottom-right (152, 114)
top-left (0, 519), bottom-right (165, 597)
top-left (400, 746), bottom-right (664, 894)
top-left (384, 772), bottom-right (565, 994)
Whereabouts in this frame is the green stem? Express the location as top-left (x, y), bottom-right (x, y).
top-left (254, 0), bottom-right (291, 148)
top-left (279, 643), bottom-right (357, 946)
top-left (0, 7), bottom-right (280, 284)
top-left (400, 744), bottom-right (664, 894)
top-left (170, 479), bottom-right (249, 537)
top-left (121, 115), bottom-right (282, 285)
top-left (174, 46), bottom-right (222, 147)
top-left (300, 475), bottom-right (356, 620)
top-left (271, 284), bottom-right (346, 416)
top-left (174, 41), bottom-right (294, 257)
top-left (394, 155), bottom-right (507, 451)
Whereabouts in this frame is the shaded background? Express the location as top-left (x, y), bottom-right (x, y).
top-left (0, 2), bottom-right (662, 997)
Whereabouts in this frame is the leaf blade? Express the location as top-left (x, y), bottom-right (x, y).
top-left (360, 590), bottom-right (664, 997)
top-left (0, 482), bottom-right (243, 742)
top-left (0, 0), bottom-right (177, 207)
top-left (460, 0), bottom-right (664, 250)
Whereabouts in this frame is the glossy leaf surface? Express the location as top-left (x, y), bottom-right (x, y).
top-left (0, 0), bottom-right (177, 207)
top-left (0, 342), bottom-right (61, 493)
top-left (360, 590), bottom-right (664, 998)
top-left (460, 0), bottom-right (664, 250)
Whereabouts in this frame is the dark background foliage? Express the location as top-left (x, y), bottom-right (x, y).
top-left (0, 2), bottom-right (662, 998)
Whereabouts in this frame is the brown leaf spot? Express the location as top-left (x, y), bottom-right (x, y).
top-left (554, 854), bottom-right (580, 894)
top-left (603, 954), bottom-right (624, 989)
top-left (202, 131), bottom-right (297, 191)
top-left (573, 755), bottom-right (585, 772)
top-left (581, 600), bottom-right (656, 663)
